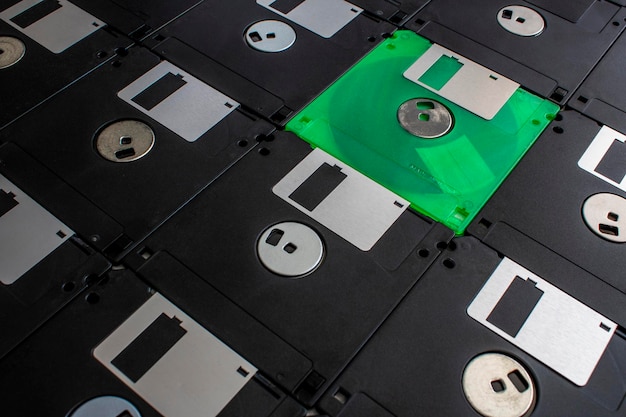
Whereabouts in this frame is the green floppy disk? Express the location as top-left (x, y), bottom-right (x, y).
top-left (287, 30), bottom-right (559, 234)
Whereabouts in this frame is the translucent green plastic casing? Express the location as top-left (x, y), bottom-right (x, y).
top-left (287, 31), bottom-right (559, 234)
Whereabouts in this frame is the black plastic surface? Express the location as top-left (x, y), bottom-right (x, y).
top-left (406, 0), bottom-right (626, 103)
top-left (69, 0), bottom-right (203, 38)
top-left (0, 267), bottom-right (306, 417)
top-left (350, 0), bottom-right (430, 25)
top-left (0, 45), bottom-right (275, 261)
top-left (124, 131), bottom-right (454, 406)
top-left (144, 0), bottom-right (396, 125)
top-left (570, 30), bottom-right (626, 134)
top-left (0, 142), bottom-right (112, 359)
top-left (317, 237), bottom-right (626, 416)
top-left (3, 1), bottom-right (626, 415)
top-left (0, 241), bottom-right (110, 360)
top-left (0, 0), bottom-right (132, 129)
top-left (467, 110), bottom-right (626, 298)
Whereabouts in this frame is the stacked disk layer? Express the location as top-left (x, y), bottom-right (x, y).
top-left (1, 1), bottom-right (626, 417)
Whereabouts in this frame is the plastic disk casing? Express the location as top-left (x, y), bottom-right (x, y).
top-left (287, 30), bottom-right (559, 234)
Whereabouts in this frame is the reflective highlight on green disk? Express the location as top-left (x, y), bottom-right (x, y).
top-left (287, 31), bottom-right (559, 234)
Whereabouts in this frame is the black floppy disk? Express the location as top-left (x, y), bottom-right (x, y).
top-left (0, 267), bottom-right (307, 417)
top-left (406, 0), bottom-right (626, 104)
top-left (124, 131), bottom-right (454, 406)
top-left (0, 45), bottom-right (275, 261)
top-left (468, 110), bottom-right (626, 296)
top-left (142, 0), bottom-right (397, 125)
top-left (0, 0), bottom-right (133, 128)
top-left (316, 237), bottom-right (626, 416)
top-left (0, 142), bottom-right (110, 359)
top-left (570, 30), bottom-right (626, 135)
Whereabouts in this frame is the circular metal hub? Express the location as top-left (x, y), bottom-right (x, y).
top-left (0, 36), bottom-right (26, 69)
top-left (245, 20), bottom-right (296, 53)
top-left (68, 396), bottom-right (141, 417)
top-left (397, 98), bottom-right (453, 139)
top-left (497, 6), bottom-right (545, 37)
top-left (462, 353), bottom-right (536, 417)
top-left (582, 193), bottom-right (626, 243)
top-left (95, 120), bottom-right (155, 163)
top-left (257, 222), bottom-right (324, 278)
